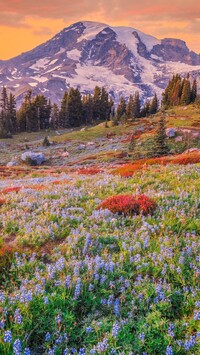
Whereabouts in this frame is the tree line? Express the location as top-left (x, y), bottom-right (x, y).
top-left (0, 73), bottom-right (198, 138)
top-left (115, 92), bottom-right (158, 123)
top-left (161, 74), bottom-right (197, 109)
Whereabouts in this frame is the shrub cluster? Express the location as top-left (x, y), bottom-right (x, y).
top-left (97, 194), bottom-right (157, 216)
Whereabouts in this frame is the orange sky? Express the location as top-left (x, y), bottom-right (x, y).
top-left (0, 0), bottom-right (200, 59)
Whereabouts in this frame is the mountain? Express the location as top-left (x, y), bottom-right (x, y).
top-left (0, 21), bottom-right (200, 105)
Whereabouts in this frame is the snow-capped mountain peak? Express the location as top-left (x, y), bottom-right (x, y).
top-left (0, 21), bottom-right (199, 105)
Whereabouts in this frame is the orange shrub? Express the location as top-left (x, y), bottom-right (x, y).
top-left (97, 194), bottom-right (156, 216)
top-left (114, 152), bottom-right (200, 177)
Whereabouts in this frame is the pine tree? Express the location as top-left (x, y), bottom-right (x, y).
top-left (149, 93), bottom-right (158, 115)
top-left (50, 103), bottom-right (60, 129)
top-left (153, 116), bottom-right (170, 157)
top-left (126, 95), bottom-right (134, 119)
top-left (132, 91), bottom-right (141, 118)
top-left (33, 95), bottom-right (51, 130)
top-left (68, 87), bottom-right (83, 127)
top-left (8, 93), bottom-right (17, 133)
top-left (82, 94), bottom-right (93, 124)
top-left (116, 96), bottom-right (126, 120)
top-left (181, 78), bottom-right (191, 105)
top-left (0, 87), bottom-right (9, 137)
top-left (191, 79), bottom-right (197, 103)
top-left (59, 92), bottom-right (69, 127)
top-left (93, 86), bottom-right (101, 120)
top-left (128, 134), bottom-right (135, 152)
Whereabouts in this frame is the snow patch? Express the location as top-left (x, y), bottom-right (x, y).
top-left (30, 58), bottom-right (50, 70)
top-left (29, 82), bottom-right (38, 87)
top-left (31, 76), bottom-right (48, 83)
top-left (67, 49), bottom-right (81, 61)
top-left (77, 22), bottom-right (107, 42)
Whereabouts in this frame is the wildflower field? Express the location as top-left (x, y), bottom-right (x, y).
top-left (0, 160), bottom-right (199, 355)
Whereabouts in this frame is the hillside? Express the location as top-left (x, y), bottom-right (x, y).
top-left (0, 104), bottom-right (199, 168)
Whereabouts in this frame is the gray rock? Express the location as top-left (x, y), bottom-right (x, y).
top-left (7, 161), bottom-right (18, 167)
top-left (184, 148), bottom-right (200, 154)
top-left (175, 136), bottom-right (183, 142)
top-left (166, 128), bottom-right (176, 138)
top-left (77, 144), bottom-right (86, 150)
top-left (21, 152), bottom-right (46, 165)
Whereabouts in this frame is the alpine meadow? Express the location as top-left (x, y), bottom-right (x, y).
top-left (0, 4), bottom-right (200, 355)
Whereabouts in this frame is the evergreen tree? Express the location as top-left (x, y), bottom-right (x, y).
top-left (126, 95), bottom-right (134, 119)
top-left (68, 87), bottom-right (83, 127)
top-left (191, 79), bottom-right (197, 103)
top-left (181, 78), bottom-right (191, 105)
top-left (0, 87), bottom-right (10, 137)
top-left (116, 96), bottom-right (126, 120)
top-left (128, 134), bottom-right (135, 152)
top-left (8, 93), bottom-right (17, 133)
top-left (153, 116), bottom-right (170, 157)
top-left (82, 94), bottom-right (93, 124)
top-left (132, 91), bottom-right (141, 118)
top-left (59, 92), bottom-right (69, 128)
top-left (50, 103), bottom-right (60, 129)
top-left (93, 86), bottom-right (101, 120)
top-left (33, 95), bottom-right (51, 130)
top-left (149, 93), bottom-right (158, 115)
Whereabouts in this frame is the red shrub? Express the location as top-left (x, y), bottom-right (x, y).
top-left (2, 186), bottom-right (21, 194)
top-left (0, 198), bottom-right (6, 206)
top-left (77, 168), bottom-right (103, 175)
top-left (97, 194), bottom-right (156, 216)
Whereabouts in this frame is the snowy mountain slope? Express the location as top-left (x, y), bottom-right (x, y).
top-left (0, 21), bottom-right (200, 105)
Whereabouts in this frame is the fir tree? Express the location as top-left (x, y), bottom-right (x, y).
top-left (67, 87), bottom-right (83, 127)
top-left (132, 92), bottom-right (141, 118)
top-left (128, 134), bottom-right (135, 152)
top-left (116, 97), bottom-right (126, 120)
top-left (82, 94), bottom-right (93, 124)
top-left (59, 92), bottom-right (69, 128)
top-left (50, 103), bottom-right (60, 129)
top-left (181, 78), bottom-right (191, 105)
top-left (33, 95), bottom-right (51, 130)
top-left (0, 87), bottom-right (10, 137)
top-left (126, 95), bottom-right (134, 119)
top-left (149, 93), bottom-right (158, 115)
top-left (153, 116), bottom-right (170, 157)
top-left (8, 93), bottom-right (17, 133)
top-left (191, 79), bottom-right (197, 103)
top-left (93, 86), bottom-right (101, 120)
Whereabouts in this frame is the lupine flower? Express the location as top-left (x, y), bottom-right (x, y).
top-left (166, 345), bottom-right (173, 355)
top-left (14, 309), bottom-right (23, 325)
top-left (4, 330), bottom-right (12, 343)
top-left (112, 322), bottom-right (120, 338)
top-left (13, 339), bottom-right (22, 355)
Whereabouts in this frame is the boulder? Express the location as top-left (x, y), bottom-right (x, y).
top-left (166, 128), bottom-right (176, 138)
top-left (7, 161), bottom-right (18, 167)
top-left (184, 148), bottom-right (200, 154)
top-left (175, 136), bottom-right (183, 142)
top-left (21, 152), bottom-right (46, 165)
top-left (77, 144), bottom-right (86, 150)
top-left (61, 152), bottom-right (69, 157)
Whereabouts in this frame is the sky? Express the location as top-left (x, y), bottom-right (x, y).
top-left (0, 0), bottom-right (200, 60)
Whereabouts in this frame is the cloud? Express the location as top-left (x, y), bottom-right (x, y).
top-left (32, 27), bottom-right (54, 36)
top-left (0, 0), bottom-right (199, 24)
top-left (0, 0), bottom-right (199, 58)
